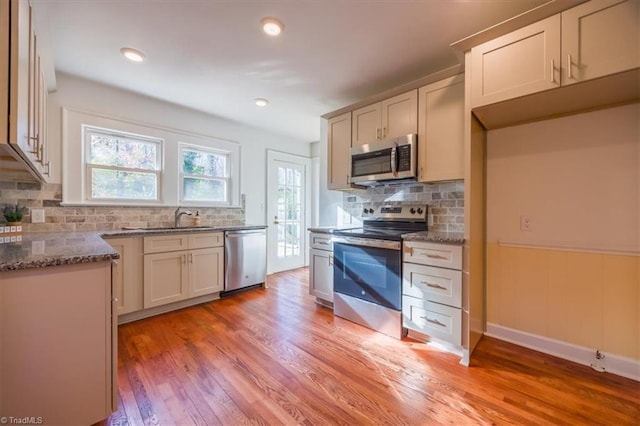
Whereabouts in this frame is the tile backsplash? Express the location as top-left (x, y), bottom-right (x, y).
top-left (0, 182), bottom-right (245, 232)
top-left (343, 180), bottom-right (464, 233)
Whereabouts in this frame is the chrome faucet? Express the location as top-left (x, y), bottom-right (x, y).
top-left (174, 207), bottom-right (193, 227)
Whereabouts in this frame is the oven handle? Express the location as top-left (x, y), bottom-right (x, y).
top-left (333, 236), bottom-right (401, 251)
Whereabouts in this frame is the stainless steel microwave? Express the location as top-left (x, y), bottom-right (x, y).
top-left (350, 134), bottom-right (417, 185)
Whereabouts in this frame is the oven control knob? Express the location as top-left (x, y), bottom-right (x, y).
top-left (417, 208), bottom-right (424, 214)
top-left (362, 208), bottom-right (368, 215)
top-left (368, 208), bottom-right (374, 214)
top-left (410, 208), bottom-right (416, 214)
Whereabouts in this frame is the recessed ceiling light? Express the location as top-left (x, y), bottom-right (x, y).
top-left (255, 98), bottom-right (269, 107)
top-left (261, 17), bottom-right (284, 36)
top-left (120, 47), bottom-right (145, 63)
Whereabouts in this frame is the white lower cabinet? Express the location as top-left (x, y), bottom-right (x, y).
top-left (143, 232), bottom-right (224, 309)
top-left (309, 232), bottom-right (333, 304)
top-left (0, 262), bottom-right (115, 425)
top-left (402, 296), bottom-right (462, 346)
top-left (106, 236), bottom-right (143, 315)
top-left (402, 241), bottom-right (463, 347)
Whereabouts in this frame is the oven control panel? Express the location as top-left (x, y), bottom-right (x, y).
top-left (361, 205), bottom-right (428, 220)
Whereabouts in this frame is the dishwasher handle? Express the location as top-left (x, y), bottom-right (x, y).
top-left (225, 229), bottom-right (266, 237)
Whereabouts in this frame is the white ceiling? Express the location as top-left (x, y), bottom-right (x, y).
top-left (31, 0), bottom-right (549, 143)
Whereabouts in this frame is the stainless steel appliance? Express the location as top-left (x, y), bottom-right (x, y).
top-left (332, 205), bottom-right (427, 339)
top-left (350, 134), bottom-right (417, 185)
top-left (223, 228), bottom-right (267, 295)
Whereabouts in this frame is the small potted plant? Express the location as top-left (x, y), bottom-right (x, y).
top-left (3, 203), bottom-right (27, 225)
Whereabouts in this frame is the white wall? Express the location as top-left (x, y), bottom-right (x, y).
top-left (487, 103), bottom-right (640, 252)
top-left (46, 73), bottom-right (311, 225)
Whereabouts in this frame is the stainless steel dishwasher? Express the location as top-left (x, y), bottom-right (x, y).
top-left (223, 228), bottom-right (267, 294)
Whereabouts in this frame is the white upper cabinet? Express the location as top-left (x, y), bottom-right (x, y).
top-left (352, 90), bottom-right (417, 146)
top-left (327, 112), bottom-right (352, 190)
top-left (471, 0), bottom-right (639, 108)
top-left (561, 0), bottom-right (639, 86)
top-left (471, 15), bottom-right (561, 108)
top-left (417, 75), bottom-right (465, 183)
top-left (2, 0), bottom-right (51, 181)
top-left (351, 103), bottom-right (381, 146)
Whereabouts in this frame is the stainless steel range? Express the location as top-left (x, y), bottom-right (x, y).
top-left (332, 204), bottom-right (427, 339)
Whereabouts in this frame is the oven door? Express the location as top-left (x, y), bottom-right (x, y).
top-left (333, 239), bottom-right (402, 311)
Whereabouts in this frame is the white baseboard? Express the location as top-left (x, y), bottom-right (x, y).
top-left (486, 323), bottom-right (640, 382)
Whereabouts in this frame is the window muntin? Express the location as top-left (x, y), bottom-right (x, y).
top-left (84, 126), bottom-right (162, 201)
top-left (180, 145), bottom-right (230, 204)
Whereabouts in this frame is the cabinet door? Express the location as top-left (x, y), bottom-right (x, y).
top-left (402, 295), bottom-right (462, 346)
top-left (0, 262), bottom-right (113, 425)
top-left (561, 0), bottom-right (639, 86)
top-left (8, 0), bottom-right (31, 155)
top-left (188, 232), bottom-right (223, 249)
top-left (351, 103), bottom-right (381, 146)
top-left (403, 262), bottom-right (462, 308)
top-left (143, 234), bottom-right (189, 254)
top-left (107, 237), bottom-right (143, 315)
top-left (327, 112), bottom-right (352, 190)
top-left (0, 0), bottom-right (8, 138)
top-left (309, 248), bottom-right (333, 302)
top-left (471, 15), bottom-right (561, 108)
top-left (189, 247), bottom-right (224, 297)
top-left (143, 250), bottom-right (189, 308)
top-left (381, 90), bottom-right (418, 139)
top-left (417, 76), bottom-right (464, 182)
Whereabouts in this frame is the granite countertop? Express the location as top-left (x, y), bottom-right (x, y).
top-left (0, 225), bottom-right (268, 272)
top-left (401, 231), bottom-right (465, 245)
top-left (307, 225), bottom-right (361, 234)
top-left (0, 232), bottom-right (120, 272)
top-left (101, 224), bottom-right (267, 238)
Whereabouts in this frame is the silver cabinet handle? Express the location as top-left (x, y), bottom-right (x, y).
top-left (273, 216), bottom-right (280, 225)
top-left (422, 281), bottom-right (446, 290)
top-left (551, 59), bottom-right (555, 83)
top-left (567, 53), bottom-right (573, 80)
top-left (421, 316), bottom-right (446, 327)
top-left (426, 253), bottom-right (447, 260)
top-left (189, 253), bottom-right (193, 263)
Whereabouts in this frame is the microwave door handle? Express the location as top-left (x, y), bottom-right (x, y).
top-left (391, 144), bottom-right (398, 176)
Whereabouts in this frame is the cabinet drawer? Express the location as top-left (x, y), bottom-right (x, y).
top-left (402, 296), bottom-right (461, 346)
top-left (188, 232), bottom-right (224, 249)
top-left (403, 241), bottom-right (462, 270)
top-left (402, 262), bottom-right (462, 308)
top-left (143, 234), bottom-right (189, 254)
top-left (310, 233), bottom-right (333, 251)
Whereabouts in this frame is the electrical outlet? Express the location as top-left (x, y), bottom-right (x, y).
top-left (520, 216), bottom-right (532, 232)
top-left (31, 208), bottom-right (45, 223)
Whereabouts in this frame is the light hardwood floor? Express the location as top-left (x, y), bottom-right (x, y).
top-left (103, 267), bottom-right (640, 425)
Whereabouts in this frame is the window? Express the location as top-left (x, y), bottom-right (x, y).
top-left (180, 144), bottom-right (230, 204)
top-left (84, 126), bottom-right (162, 202)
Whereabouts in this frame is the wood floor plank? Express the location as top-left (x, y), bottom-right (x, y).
top-left (101, 267), bottom-right (640, 425)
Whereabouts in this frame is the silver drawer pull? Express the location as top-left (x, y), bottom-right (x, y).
top-left (421, 316), bottom-right (446, 327)
top-left (426, 254), bottom-right (447, 260)
top-left (423, 281), bottom-right (446, 290)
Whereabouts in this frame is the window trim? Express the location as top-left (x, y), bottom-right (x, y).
top-left (83, 125), bottom-right (163, 203)
top-left (179, 143), bottom-right (232, 206)
top-left (62, 107), bottom-right (242, 208)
